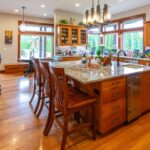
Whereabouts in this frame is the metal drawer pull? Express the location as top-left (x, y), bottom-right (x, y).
top-left (112, 105), bottom-right (120, 113)
top-left (112, 117), bottom-right (119, 124)
top-left (112, 92), bottom-right (119, 97)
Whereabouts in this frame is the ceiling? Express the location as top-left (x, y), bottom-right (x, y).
top-left (0, 0), bottom-right (150, 19)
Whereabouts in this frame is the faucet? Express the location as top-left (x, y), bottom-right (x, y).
top-left (117, 50), bottom-right (126, 66)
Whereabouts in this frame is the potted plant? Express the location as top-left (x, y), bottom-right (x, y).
top-left (59, 19), bottom-right (69, 24)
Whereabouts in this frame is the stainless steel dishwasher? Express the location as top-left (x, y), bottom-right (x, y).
top-left (127, 74), bottom-right (141, 122)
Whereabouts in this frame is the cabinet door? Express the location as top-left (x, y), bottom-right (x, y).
top-left (71, 28), bottom-right (79, 45)
top-left (141, 72), bottom-right (150, 113)
top-left (79, 28), bottom-right (87, 45)
top-left (60, 26), bottom-right (71, 46)
top-left (144, 22), bottom-right (150, 46)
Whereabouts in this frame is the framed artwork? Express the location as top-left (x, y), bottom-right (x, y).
top-left (5, 30), bottom-right (13, 44)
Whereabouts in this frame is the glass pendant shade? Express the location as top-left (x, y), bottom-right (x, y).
top-left (96, 3), bottom-right (100, 22)
top-left (19, 22), bottom-right (26, 32)
top-left (83, 0), bottom-right (111, 26)
top-left (19, 7), bottom-right (26, 32)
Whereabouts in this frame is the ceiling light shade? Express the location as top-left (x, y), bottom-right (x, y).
top-left (19, 6), bottom-right (26, 32)
top-left (103, 4), bottom-right (111, 22)
top-left (83, 0), bottom-right (111, 26)
top-left (96, 0), bottom-right (100, 22)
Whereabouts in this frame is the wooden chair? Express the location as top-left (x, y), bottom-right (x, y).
top-left (36, 61), bottom-right (50, 117)
top-left (48, 67), bottom-right (97, 150)
top-left (29, 58), bottom-right (43, 114)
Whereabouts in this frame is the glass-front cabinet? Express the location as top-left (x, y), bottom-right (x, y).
top-left (59, 26), bottom-right (71, 45)
top-left (80, 29), bottom-right (87, 45)
top-left (57, 25), bottom-right (87, 46)
top-left (71, 28), bottom-right (79, 45)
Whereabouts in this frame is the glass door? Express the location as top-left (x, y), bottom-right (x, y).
top-left (80, 29), bottom-right (87, 45)
top-left (20, 35), bottom-right (53, 60)
top-left (71, 28), bottom-right (79, 45)
top-left (60, 27), bottom-right (70, 45)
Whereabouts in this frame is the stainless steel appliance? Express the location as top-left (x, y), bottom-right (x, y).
top-left (127, 74), bottom-right (141, 122)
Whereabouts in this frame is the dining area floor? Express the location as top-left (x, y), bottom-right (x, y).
top-left (1, 73), bottom-right (150, 150)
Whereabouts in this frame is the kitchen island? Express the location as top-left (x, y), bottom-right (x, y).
top-left (50, 61), bottom-right (150, 134)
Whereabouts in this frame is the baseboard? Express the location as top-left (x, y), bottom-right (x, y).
top-left (0, 70), bottom-right (5, 73)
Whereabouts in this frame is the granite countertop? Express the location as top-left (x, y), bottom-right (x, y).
top-left (50, 61), bottom-right (150, 84)
top-left (113, 55), bottom-right (150, 61)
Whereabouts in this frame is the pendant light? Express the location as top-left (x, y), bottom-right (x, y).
top-left (19, 6), bottom-right (26, 32)
top-left (83, 0), bottom-right (111, 26)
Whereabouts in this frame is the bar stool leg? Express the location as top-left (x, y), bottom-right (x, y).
top-left (36, 90), bottom-right (45, 117)
top-left (29, 83), bottom-right (36, 104)
top-left (34, 86), bottom-right (41, 114)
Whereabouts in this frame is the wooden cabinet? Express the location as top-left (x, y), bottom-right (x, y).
top-left (98, 77), bottom-right (126, 133)
top-left (59, 26), bottom-right (71, 46)
top-left (79, 28), bottom-right (87, 45)
top-left (144, 22), bottom-right (150, 46)
top-left (57, 25), bottom-right (87, 46)
top-left (138, 60), bottom-right (150, 66)
top-left (141, 71), bottom-right (150, 113)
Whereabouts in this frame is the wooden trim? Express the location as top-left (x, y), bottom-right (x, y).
top-left (57, 24), bottom-right (87, 29)
top-left (18, 20), bottom-right (54, 27)
top-left (102, 27), bottom-right (144, 34)
top-left (0, 70), bottom-right (5, 73)
top-left (110, 13), bottom-right (146, 23)
top-left (19, 31), bottom-right (54, 35)
top-left (18, 31), bottom-right (21, 62)
top-left (18, 21), bottom-right (54, 61)
top-left (102, 14), bottom-right (145, 51)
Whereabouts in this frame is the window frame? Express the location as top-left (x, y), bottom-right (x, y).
top-left (102, 14), bottom-right (146, 51)
top-left (18, 21), bottom-right (54, 61)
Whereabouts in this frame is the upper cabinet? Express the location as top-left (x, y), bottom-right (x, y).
top-left (79, 28), bottom-right (87, 45)
top-left (59, 26), bottom-right (71, 46)
top-left (144, 21), bottom-right (150, 46)
top-left (56, 25), bottom-right (87, 46)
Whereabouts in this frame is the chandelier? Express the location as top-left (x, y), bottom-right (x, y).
top-left (83, 0), bottom-right (111, 26)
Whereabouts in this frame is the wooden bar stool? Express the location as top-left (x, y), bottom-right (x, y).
top-left (29, 58), bottom-right (43, 114)
top-left (48, 67), bottom-right (97, 150)
top-left (36, 61), bottom-right (50, 117)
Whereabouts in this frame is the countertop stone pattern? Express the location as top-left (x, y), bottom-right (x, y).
top-left (50, 61), bottom-right (150, 84)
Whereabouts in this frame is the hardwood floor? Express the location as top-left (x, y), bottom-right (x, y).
top-left (0, 73), bottom-right (150, 150)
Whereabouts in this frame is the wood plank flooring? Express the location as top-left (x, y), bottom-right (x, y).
top-left (0, 73), bottom-right (150, 150)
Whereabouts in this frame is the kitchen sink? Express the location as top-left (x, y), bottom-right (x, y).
top-left (122, 64), bottom-right (143, 69)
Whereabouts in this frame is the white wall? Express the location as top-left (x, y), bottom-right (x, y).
top-left (112, 5), bottom-right (150, 21)
top-left (0, 13), bottom-right (53, 70)
top-left (54, 9), bottom-right (83, 25)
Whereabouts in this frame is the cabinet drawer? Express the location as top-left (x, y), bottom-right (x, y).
top-left (100, 110), bottom-right (126, 133)
top-left (101, 77), bottom-right (126, 91)
top-left (101, 87), bottom-right (126, 104)
top-left (101, 98), bottom-right (126, 118)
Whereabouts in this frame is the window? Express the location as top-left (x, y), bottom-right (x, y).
top-left (103, 23), bottom-right (118, 32)
top-left (122, 18), bottom-right (144, 29)
top-left (105, 34), bottom-right (118, 50)
top-left (20, 35), bottom-right (53, 60)
top-left (19, 21), bottom-right (54, 60)
top-left (88, 27), bottom-right (100, 54)
top-left (122, 31), bottom-right (143, 51)
top-left (102, 14), bottom-right (145, 53)
top-left (88, 34), bottom-right (100, 54)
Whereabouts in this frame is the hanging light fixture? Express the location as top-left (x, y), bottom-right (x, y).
top-left (83, 0), bottom-right (111, 26)
top-left (19, 6), bottom-right (26, 32)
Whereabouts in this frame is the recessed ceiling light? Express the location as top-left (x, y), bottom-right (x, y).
top-left (75, 3), bottom-right (80, 7)
top-left (41, 5), bottom-right (46, 8)
top-left (14, 9), bottom-right (19, 13)
top-left (43, 13), bottom-right (47, 16)
top-left (118, 0), bottom-right (124, 2)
